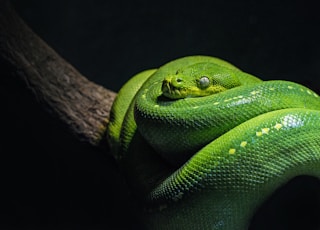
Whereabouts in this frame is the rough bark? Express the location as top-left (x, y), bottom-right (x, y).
top-left (0, 0), bottom-right (116, 146)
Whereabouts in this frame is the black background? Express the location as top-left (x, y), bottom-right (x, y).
top-left (1, 0), bottom-right (320, 229)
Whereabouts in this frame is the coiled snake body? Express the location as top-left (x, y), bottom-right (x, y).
top-left (107, 56), bottom-right (320, 229)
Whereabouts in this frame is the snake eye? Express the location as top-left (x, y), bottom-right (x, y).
top-left (198, 76), bottom-right (210, 89)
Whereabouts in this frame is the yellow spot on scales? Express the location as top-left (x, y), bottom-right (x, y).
top-left (287, 86), bottom-right (294, 89)
top-left (250, 90), bottom-right (260, 95)
top-left (154, 105), bottom-right (159, 108)
top-left (274, 123), bottom-right (283, 130)
top-left (240, 141), bottom-right (247, 148)
top-left (256, 131), bottom-right (263, 137)
top-left (214, 102), bottom-right (220, 105)
top-left (256, 127), bottom-right (270, 137)
top-left (229, 148), bottom-right (236, 154)
top-left (142, 94), bottom-right (146, 99)
top-left (261, 128), bottom-right (270, 134)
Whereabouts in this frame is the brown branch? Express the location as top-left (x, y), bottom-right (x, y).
top-left (0, 0), bottom-right (116, 146)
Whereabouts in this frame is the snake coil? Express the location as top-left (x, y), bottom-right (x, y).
top-left (107, 56), bottom-right (320, 230)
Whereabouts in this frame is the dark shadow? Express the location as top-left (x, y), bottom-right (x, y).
top-left (249, 176), bottom-right (320, 230)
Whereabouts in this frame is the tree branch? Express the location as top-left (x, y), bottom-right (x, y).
top-left (0, 0), bottom-right (116, 146)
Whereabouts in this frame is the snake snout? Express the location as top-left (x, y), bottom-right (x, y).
top-left (162, 76), bottom-right (187, 99)
top-left (162, 76), bottom-right (183, 89)
top-left (171, 76), bottom-right (184, 88)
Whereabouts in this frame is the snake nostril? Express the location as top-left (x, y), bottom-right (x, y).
top-left (172, 77), bottom-right (183, 88)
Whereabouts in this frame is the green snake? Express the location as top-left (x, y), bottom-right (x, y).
top-left (107, 56), bottom-right (320, 229)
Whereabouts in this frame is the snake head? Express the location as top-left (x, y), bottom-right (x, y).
top-left (161, 62), bottom-right (242, 99)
